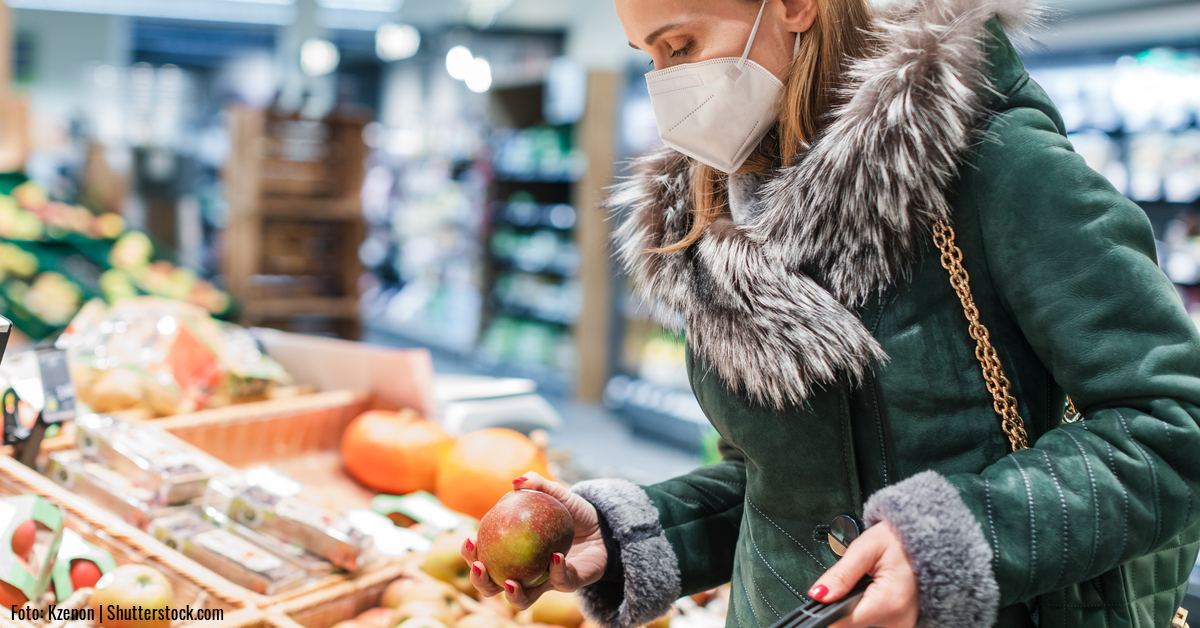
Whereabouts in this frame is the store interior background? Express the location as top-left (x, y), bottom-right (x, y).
top-left (4, 0), bottom-right (1200, 489)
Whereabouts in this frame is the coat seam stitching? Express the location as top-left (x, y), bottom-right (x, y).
top-left (1010, 454), bottom-right (1037, 601)
top-left (1062, 430), bottom-right (1100, 577)
top-left (750, 575), bottom-right (781, 620)
top-left (748, 531), bottom-right (808, 602)
top-left (1115, 409), bottom-right (1162, 547)
top-left (685, 481), bottom-right (736, 510)
top-left (1039, 450), bottom-right (1070, 591)
top-left (1103, 442), bottom-right (1130, 561)
top-left (746, 499), bottom-right (827, 570)
top-left (738, 567), bottom-right (766, 628)
top-left (984, 478), bottom-right (999, 567)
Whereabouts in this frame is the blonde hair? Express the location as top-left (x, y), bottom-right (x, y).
top-left (651, 0), bottom-right (873, 254)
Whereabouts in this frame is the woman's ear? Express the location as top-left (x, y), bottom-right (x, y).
top-left (781, 0), bottom-right (818, 33)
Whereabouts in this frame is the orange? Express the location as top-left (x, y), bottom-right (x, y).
top-left (342, 410), bottom-right (454, 495)
top-left (436, 428), bottom-right (552, 520)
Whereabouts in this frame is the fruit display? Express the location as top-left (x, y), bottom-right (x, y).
top-left (58, 298), bottom-right (291, 417)
top-left (342, 410), bottom-right (455, 495)
top-left (0, 182), bottom-right (125, 242)
top-left (0, 242), bottom-right (38, 280)
top-left (89, 564), bottom-right (175, 628)
top-left (420, 530), bottom-right (474, 595)
top-left (0, 181), bottom-right (231, 340)
top-left (476, 491), bottom-right (573, 588)
top-left (435, 429), bottom-right (553, 521)
top-left (106, 232), bottom-right (230, 316)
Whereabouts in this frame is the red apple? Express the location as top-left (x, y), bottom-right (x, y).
top-left (476, 490), bottom-right (574, 588)
top-left (0, 579), bottom-right (26, 608)
top-left (91, 565), bottom-right (175, 628)
top-left (11, 520), bottom-right (36, 559)
top-left (71, 559), bottom-right (104, 590)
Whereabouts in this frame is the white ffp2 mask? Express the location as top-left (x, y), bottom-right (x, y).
top-left (645, 0), bottom-right (791, 174)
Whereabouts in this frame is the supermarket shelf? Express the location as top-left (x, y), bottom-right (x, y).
top-left (242, 297), bottom-right (359, 319)
top-left (603, 375), bottom-right (711, 452)
top-left (491, 299), bottom-right (577, 326)
top-left (474, 358), bottom-right (574, 396)
top-left (259, 197), bottom-right (361, 220)
top-left (493, 174), bottom-right (579, 184)
top-left (362, 316), bottom-right (476, 360)
top-left (491, 256), bottom-right (576, 278)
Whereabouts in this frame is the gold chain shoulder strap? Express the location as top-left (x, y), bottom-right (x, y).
top-left (933, 220), bottom-right (1032, 451)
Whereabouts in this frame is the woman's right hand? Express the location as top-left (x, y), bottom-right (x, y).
top-left (461, 472), bottom-right (608, 610)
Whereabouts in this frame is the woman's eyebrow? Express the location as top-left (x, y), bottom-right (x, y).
top-left (644, 22), bottom-right (685, 46)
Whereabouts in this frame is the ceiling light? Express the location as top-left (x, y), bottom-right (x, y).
top-left (300, 38), bottom-right (340, 77)
top-left (446, 46), bottom-right (474, 81)
top-left (464, 57), bottom-right (492, 93)
top-left (317, 0), bottom-right (401, 9)
top-left (376, 23), bottom-right (420, 61)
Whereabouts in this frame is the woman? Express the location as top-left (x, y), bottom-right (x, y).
top-left (463, 0), bottom-right (1200, 626)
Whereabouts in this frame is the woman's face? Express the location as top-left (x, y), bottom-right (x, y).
top-left (615, 0), bottom-right (815, 81)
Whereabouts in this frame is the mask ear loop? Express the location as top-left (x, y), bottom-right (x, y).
top-left (727, 0), bottom-right (769, 80)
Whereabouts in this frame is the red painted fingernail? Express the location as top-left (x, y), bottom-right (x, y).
top-left (465, 538), bottom-right (475, 551)
top-left (808, 584), bottom-right (828, 600)
top-left (513, 476), bottom-right (528, 484)
top-left (472, 563), bottom-right (482, 576)
top-left (505, 582), bottom-right (516, 594)
top-left (552, 553), bottom-right (562, 565)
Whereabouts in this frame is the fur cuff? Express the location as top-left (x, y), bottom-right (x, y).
top-left (863, 471), bottom-right (999, 628)
top-left (571, 479), bottom-right (681, 628)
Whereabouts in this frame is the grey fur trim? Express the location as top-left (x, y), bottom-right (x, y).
top-left (571, 479), bottom-right (680, 628)
top-left (610, 0), bottom-right (1042, 409)
top-left (864, 470), bottom-right (999, 628)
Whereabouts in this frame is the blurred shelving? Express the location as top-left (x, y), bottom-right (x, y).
top-left (223, 105), bottom-right (369, 339)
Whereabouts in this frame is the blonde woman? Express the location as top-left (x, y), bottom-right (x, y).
top-left (464, 0), bottom-right (1200, 626)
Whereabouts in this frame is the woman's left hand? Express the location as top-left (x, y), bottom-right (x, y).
top-left (806, 521), bottom-right (920, 628)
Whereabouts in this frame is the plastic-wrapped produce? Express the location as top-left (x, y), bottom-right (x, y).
top-left (149, 509), bottom-right (308, 595)
top-left (204, 472), bottom-right (372, 571)
top-left (74, 414), bottom-right (228, 505)
top-left (56, 297), bottom-right (290, 416)
top-left (45, 450), bottom-right (188, 529)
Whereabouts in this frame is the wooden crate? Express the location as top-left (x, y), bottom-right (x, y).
top-left (0, 455), bottom-right (254, 617)
top-left (268, 559), bottom-right (497, 628)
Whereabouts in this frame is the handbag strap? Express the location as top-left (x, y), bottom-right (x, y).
top-left (933, 220), bottom-right (1032, 451)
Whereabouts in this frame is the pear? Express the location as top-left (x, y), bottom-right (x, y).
top-left (422, 532), bottom-right (474, 596)
top-left (528, 591), bottom-right (584, 628)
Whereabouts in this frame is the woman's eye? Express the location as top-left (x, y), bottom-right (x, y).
top-left (670, 44), bottom-right (691, 59)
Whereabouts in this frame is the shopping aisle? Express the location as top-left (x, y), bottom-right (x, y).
top-left (363, 323), bottom-right (702, 486)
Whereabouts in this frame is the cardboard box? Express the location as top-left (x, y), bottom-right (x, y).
top-left (250, 328), bottom-right (435, 417)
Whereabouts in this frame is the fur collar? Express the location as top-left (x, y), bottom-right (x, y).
top-left (611, 0), bottom-right (1039, 409)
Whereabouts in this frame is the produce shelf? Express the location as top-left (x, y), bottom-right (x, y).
top-left (0, 455), bottom-right (255, 616)
top-left (37, 389), bottom-right (412, 609)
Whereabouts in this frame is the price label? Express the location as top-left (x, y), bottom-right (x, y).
top-left (36, 348), bottom-right (75, 425)
top-left (195, 530), bottom-right (284, 573)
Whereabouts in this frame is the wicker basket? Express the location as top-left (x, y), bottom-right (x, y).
top-left (0, 455), bottom-right (254, 617)
top-left (149, 389), bottom-right (382, 467)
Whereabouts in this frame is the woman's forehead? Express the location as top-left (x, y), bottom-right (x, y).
top-left (616, 0), bottom-right (753, 44)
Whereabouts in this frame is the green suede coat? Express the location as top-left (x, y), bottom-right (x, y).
top-left (638, 21), bottom-right (1200, 628)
